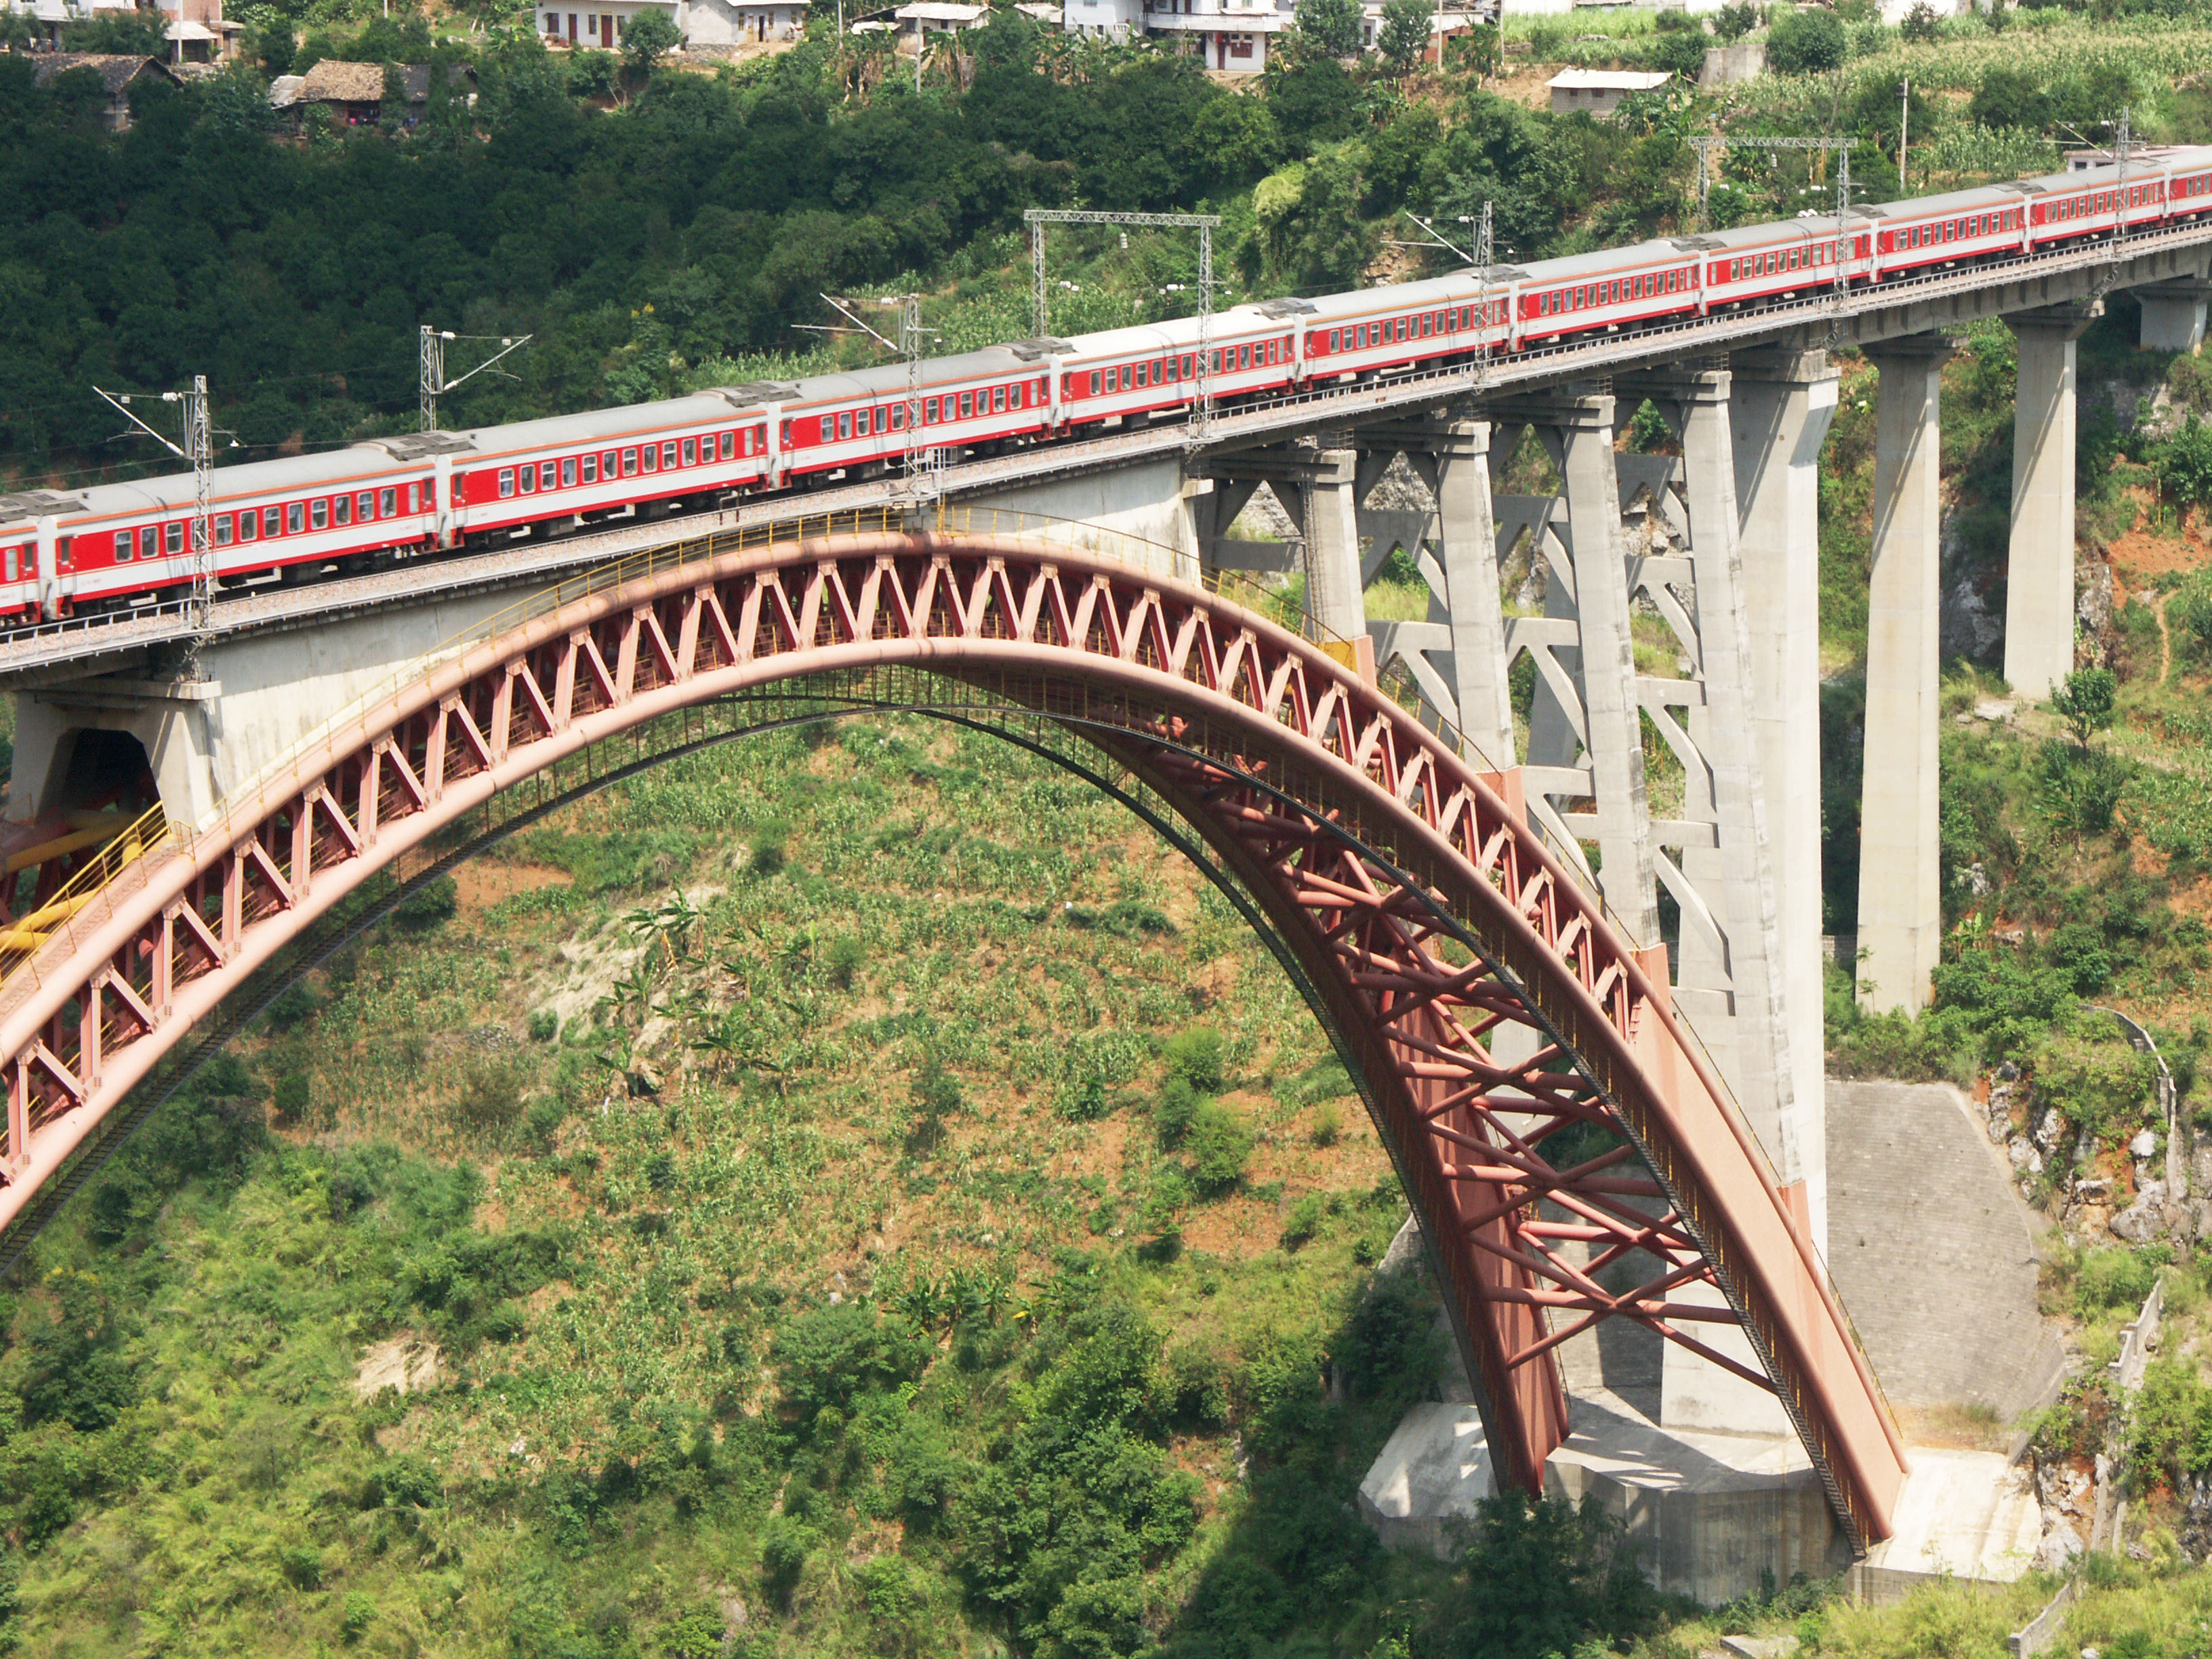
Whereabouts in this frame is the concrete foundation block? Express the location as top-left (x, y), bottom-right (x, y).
top-left (1355, 1402), bottom-right (1495, 1557)
top-left (1542, 1396), bottom-right (1852, 1607)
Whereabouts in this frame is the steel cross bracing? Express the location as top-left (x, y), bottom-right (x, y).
top-left (0, 518), bottom-right (1907, 1546)
top-left (11, 213), bottom-right (2211, 684)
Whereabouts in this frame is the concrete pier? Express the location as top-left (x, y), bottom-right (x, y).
top-left (1300, 447), bottom-right (1367, 644)
top-left (2003, 306), bottom-right (2097, 702)
top-left (1433, 420), bottom-right (1516, 771)
top-left (1856, 334), bottom-right (1951, 1016)
top-left (2137, 275), bottom-right (2212, 354)
top-left (1731, 348), bottom-right (1838, 1246)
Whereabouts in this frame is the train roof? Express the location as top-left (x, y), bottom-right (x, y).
top-left (14, 445), bottom-right (409, 527)
top-left (773, 344), bottom-right (1039, 405)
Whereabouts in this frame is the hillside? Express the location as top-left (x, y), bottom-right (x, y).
top-left (0, 713), bottom-right (1488, 1657)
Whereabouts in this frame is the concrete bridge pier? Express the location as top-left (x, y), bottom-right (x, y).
top-left (2003, 304), bottom-right (2099, 701)
top-left (1857, 333), bottom-right (1951, 1017)
top-left (2136, 271), bottom-right (2212, 354)
top-left (1730, 346), bottom-right (1837, 1249)
top-left (1492, 392), bottom-right (1660, 943)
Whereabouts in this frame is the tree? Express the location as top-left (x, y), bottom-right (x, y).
top-left (1378, 0), bottom-right (1430, 77)
top-left (1766, 7), bottom-right (1846, 74)
top-left (2157, 414), bottom-right (2212, 514)
top-left (622, 5), bottom-right (681, 75)
top-left (1967, 63), bottom-right (2049, 130)
top-left (1900, 1), bottom-right (1942, 40)
top-left (1294, 0), bottom-right (1362, 59)
top-left (2051, 667), bottom-right (2117, 748)
top-left (1712, 1), bottom-right (1758, 40)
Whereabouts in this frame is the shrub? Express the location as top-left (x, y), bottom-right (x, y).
top-left (2076, 1247), bottom-right (2161, 1315)
top-left (758, 1516), bottom-right (815, 1612)
top-left (1309, 1103), bottom-right (1343, 1147)
top-left (1439, 1492), bottom-right (1664, 1659)
top-left (392, 874), bottom-right (458, 930)
top-left (1186, 1100), bottom-right (1254, 1195)
top-left (827, 935), bottom-right (863, 989)
top-left (1767, 7), bottom-right (1846, 73)
top-left (341, 1591), bottom-right (376, 1644)
top-left (769, 1303), bottom-right (929, 1433)
top-left (1059, 1075), bottom-right (1111, 1122)
top-left (1280, 1193), bottom-right (1326, 1249)
top-left (280, 1545), bottom-right (324, 1590)
top-left (1155, 1076), bottom-right (1200, 1148)
top-left (750, 840), bottom-right (785, 878)
top-left (2051, 667), bottom-right (2117, 747)
top-left (454, 1063), bottom-right (526, 1134)
top-left (2160, 415), bottom-right (2212, 514)
top-left (272, 1072), bottom-right (312, 1124)
top-left (528, 1009), bottom-right (560, 1043)
top-left (1162, 1025), bottom-right (1225, 1091)
top-left (265, 979), bottom-right (323, 1031)
top-left (1712, 1), bottom-right (1757, 39)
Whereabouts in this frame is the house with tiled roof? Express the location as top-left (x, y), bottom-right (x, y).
top-left (29, 54), bottom-right (180, 130)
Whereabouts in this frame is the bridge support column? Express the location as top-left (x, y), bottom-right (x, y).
top-left (2136, 275), bottom-right (2212, 354)
top-left (2003, 304), bottom-right (2098, 701)
top-left (1858, 334), bottom-right (1952, 1017)
top-left (1489, 393), bottom-right (1659, 943)
top-left (1730, 347), bottom-right (1837, 1252)
top-left (1346, 417), bottom-right (1515, 770)
top-left (1613, 367), bottom-right (1801, 1440)
top-left (1299, 447), bottom-right (1369, 649)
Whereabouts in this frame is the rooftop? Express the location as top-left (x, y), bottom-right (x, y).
top-left (1546, 68), bottom-right (1673, 89)
top-left (30, 53), bottom-right (176, 94)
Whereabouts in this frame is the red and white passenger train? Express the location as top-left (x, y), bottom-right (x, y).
top-left (7, 146), bottom-right (2207, 623)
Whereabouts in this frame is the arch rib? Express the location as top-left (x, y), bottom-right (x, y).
top-left (0, 529), bottom-right (1908, 1548)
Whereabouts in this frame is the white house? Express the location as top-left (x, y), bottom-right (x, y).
top-left (1061, 0), bottom-right (1144, 42)
top-left (536, 0), bottom-right (805, 50)
top-left (1136, 0), bottom-right (1286, 67)
top-left (893, 0), bottom-right (987, 49)
top-left (1546, 66), bottom-right (1671, 116)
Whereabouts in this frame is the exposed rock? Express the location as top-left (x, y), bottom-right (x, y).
top-left (2034, 1108), bottom-right (2065, 1156)
top-left (1974, 698), bottom-right (2016, 723)
top-left (354, 1337), bottom-right (443, 1401)
top-left (1941, 573), bottom-right (2004, 664)
top-left (2009, 1137), bottom-right (2043, 1175)
top-left (2036, 1520), bottom-right (2086, 1575)
top-left (2110, 1181), bottom-right (2176, 1245)
top-left (2077, 558), bottom-right (2114, 661)
top-left (2133, 1129), bottom-right (2160, 1161)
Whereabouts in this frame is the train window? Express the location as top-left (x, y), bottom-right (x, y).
top-left (356, 491), bottom-right (373, 520)
top-left (375, 487), bottom-right (393, 520)
top-left (213, 515), bottom-right (232, 548)
top-left (520, 465), bottom-right (536, 495)
top-left (719, 431), bottom-right (734, 459)
top-left (138, 525), bottom-right (157, 560)
top-left (165, 522), bottom-right (182, 554)
top-left (642, 443), bottom-right (659, 472)
top-left (989, 386), bottom-right (1002, 413)
top-left (926, 396), bottom-right (941, 422)
top-left (56, 539), bottom-right (70, 573)
top-left (111, 531), bottom-right (131, 562)
top-left (683, 436), bottom-right (700, 464)
top-left (1181, 354), bottom-right (1194, 379)
top-left (310, 500), bottom-right (328, 531)
top-left (556, 458), bottom-right (574, 488)
top-left (335, 494), bottom-right (352, 525)
top-left (3, 548), bottom-right (14, 581)
top-left (582, 455), bottom-right (598, 484)
top-left (657, 441), bottom-right (674, 469)
top-left (497, 469), bottom-right (516, 499)
top-left (603, 450), bottom-right (617, 476)
top-left (1134, 361), bottom-right (1148, 389)
top-left (241, 510), bottom-right (259, 543)
top-left (617, 449), bottom-right (636, 476)
top-left (889, 404), bottom-right (905, 431)
top-left (954, 391), bottom-right (970, 418)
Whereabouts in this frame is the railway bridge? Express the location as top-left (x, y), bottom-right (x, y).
top-left (0, 211), bottom-right (2205, 1599)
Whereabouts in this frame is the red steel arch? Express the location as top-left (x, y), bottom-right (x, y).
top-left (0, 523), bottom-right (1906, 1546)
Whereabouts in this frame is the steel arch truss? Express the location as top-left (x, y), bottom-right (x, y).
top-left (0, 531), bottom-right (1906, 1547)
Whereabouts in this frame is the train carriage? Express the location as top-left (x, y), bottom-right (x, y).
top-left (12, 142), bottom-right (2212, 628)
